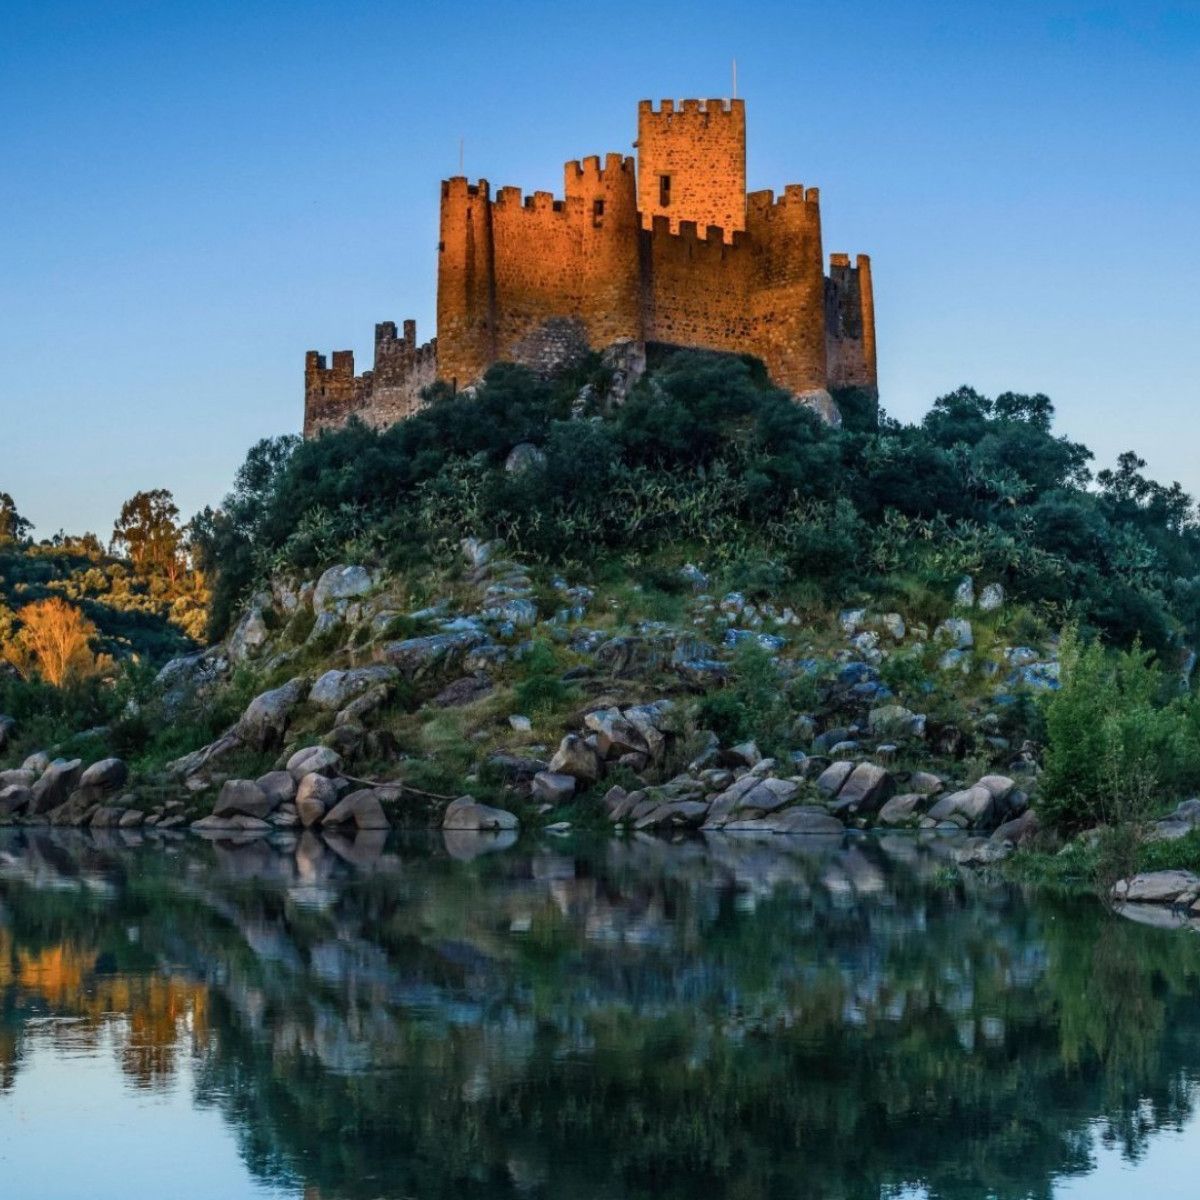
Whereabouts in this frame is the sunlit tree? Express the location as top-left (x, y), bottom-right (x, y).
top-left (2, 596), bottom-right (100, 686)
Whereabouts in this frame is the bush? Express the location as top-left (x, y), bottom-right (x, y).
top-left (1039, 628), bottom-right (1197, 833)
top-left (694, 641), bottom-right (792, 756)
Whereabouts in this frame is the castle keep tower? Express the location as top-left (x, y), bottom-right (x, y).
top-left (304, 97), bottom-right (877, 437)
top-left (636, 98), bottom-right (747, 240)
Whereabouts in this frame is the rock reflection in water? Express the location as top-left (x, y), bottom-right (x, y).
top-left (0, 827), bottom-right (1198, 1200)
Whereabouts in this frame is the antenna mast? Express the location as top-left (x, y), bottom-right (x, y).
top-left (732, 58), bottom-right (737, 99)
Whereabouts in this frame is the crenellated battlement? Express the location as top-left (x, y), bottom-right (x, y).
top-left (305, 94), bottom-right (876, 437)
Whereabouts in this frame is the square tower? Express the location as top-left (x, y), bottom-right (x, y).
top-left (636, 98), bottom-right (746, 241)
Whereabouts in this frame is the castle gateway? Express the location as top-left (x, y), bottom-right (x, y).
top-left (304, 98), bottom-right (876, 437)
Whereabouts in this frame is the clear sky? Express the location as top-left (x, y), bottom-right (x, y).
top-left (2, 0), bottom-right (1198, 538)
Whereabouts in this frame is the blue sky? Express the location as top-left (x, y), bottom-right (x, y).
top-left (2, 0), bottom-right (1198, 537)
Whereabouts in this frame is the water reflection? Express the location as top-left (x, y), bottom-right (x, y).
top-left (0, 827), bottom-right (1198, 1199)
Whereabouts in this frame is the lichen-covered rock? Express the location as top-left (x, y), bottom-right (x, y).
top-left (441, 796), bottom-right (518, 832)
top-left (228, 607), bottom-right (270, 663)
top-left (583, 708), bottom-right (649, 760)
top-left (313, 564), bottom-right (375, 613)
top-left (309, 666), bottom-right (397, 710)
top-left (257, 770), bottom-right (297, 808)
top-left (323, 788), bottom-right (391, 830)
top-left (378, 630), bottom-right (487, 678)
top-left (236, 677), bottom-right (309, 749)
top-left (816, 761), bottom-right (855, 798)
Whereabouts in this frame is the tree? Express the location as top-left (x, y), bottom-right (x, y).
top-left (0, 492), bottom-right (31, 546)
top-left (2, 597), bottom-right (100, 686)
top-left (111, 488), bottom-right (184, 581)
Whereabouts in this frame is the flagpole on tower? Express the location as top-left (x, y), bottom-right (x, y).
top-left (732, 58), bottom-right (737, 99)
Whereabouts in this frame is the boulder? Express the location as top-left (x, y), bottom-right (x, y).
top-left (313, 564), bottom-right (375, 613)
top-left (119, 809), bottom-right (145, 828)
top-left (30, 759), bottom-right (83, 815)
top-left (309, 666), bottom-right (397, 711)
top-left (991, 809), bottom-right (1040, 847)
top-left (22, 751), bottom-right (50, 774)
top-left (734, 777), bottom-right (800, 815)
top-left (0, 768), bottom-right (35, 790)
top-left (90, 806), bottom-right (127, 829)
top-left (766, 807), bottom-right (845, 835)
top-left (378, 630), bottom-right (487, 678)
top-left (975, 775), bottom-right (1016, 803)
top-left (726, 741), bottom-right (762, 768)
top-left (441, 796), bottom-right (518, 832)
top-left (927, 786), bottom-right (996, 830)
top-left (323, 788), bottom-right (391, 830)
top-left (548, 734), bottom-right (602, 783)
top-left (213, 779), bottom-right (273, 820)
top-left (228, 607), bottom-right (270, 662)
top-left (79, 757), bottom-right (128, 792)
top-left (238, 677), bottom-right (309, 748)
top-left (908, 771), bottom-right (945, 796)
top-left (166, 729), bottom-right (242, 781)
top-left (868, 705), bottom-right (924, 740)
top-left (831, 764), bottom-right (895, 816)
top-left (934, 618), bottom-right (974, 649)
top-left (583, 708), bottom-right (649, 759)
top-left (634, 800), bottom-right (710, 830)
top-left (505, 442), bottom-right (547, 474)
top-left (978, 583), bottom-right (1005, 612)
top-left (296, 773), bottom-right (338, 827)
top-left (816, 761), bottom-right (855, 798)
top-left (532, 772), bottom-right (576, 805)
top-left (1113, 871), bottom-right (1200, 905)
top-left (433, 673), bottom-right (494, 708)
top-left (956, 837), bottom-right (1012, 867)
top-left (0, 784), bottom-right (32, 816)
top-left (878, 793), bottom-right (928, 827)
top-left (286, 745), bottom-right (342, 782)
top-left (49, 789), bottom-right (100, 826)
top-left (257, 770), bottom-right (297, 808)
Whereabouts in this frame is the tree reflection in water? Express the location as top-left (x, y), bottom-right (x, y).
top-left (0, 827), bottom-right (1198, 1200)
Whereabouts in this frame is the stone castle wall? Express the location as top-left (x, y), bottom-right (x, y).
top-left (304, 99), bottom-right (877, 436)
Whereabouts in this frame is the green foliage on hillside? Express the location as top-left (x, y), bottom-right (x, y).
top-left (196, 351), bottom-right (1200, 663)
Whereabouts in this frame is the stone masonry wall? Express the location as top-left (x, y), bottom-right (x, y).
top-left (305, 98), bottom-right (877, 437)
top-left (637, 99), bottom-right (746, 241)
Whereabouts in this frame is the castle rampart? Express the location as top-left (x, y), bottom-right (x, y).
top-left (305, 97), bottom-right (877, 435)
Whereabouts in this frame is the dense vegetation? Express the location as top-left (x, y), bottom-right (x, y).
top-left (195, 351), bottom-right (1200, 663)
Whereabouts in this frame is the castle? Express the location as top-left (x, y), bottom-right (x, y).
top-left (304, 98), bottom-right (876, 437)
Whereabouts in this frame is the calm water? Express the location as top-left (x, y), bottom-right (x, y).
top-left (0, 828), bottom-right (1198, 1200)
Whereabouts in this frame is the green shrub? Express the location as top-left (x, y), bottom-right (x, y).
top-left (694, 640), bottom-right (792, 756)
top-left (513, 640), bottom-right (576, 717)
top-left (1039, 628), bottom-right (1197, 833)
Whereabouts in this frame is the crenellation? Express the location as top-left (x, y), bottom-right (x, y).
top-left (304, 95), bottom-right (877, 437)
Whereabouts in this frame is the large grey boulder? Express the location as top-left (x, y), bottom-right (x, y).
top-left (532, 772), bottom-right (576, 805)
top-left (0, 768), bottom-right (35, 790)
top-left (257, 771), bottom-right (297, 808)
top-left (324, 788), bottom-right (391, 830)
top-left (296, 773), bottom-right (337, 827)
top-left (868, 705), bottom-right (925, 740)
top-left (991, 809), bottom-right (1040, 846)
top-left (228, 607), bottom-right (270, 663)
top-left (934, 618), bottom-right (974, 649)
top-left (442, 795), bottom-right (519, 831)
top-left (378, 630), bottom-right (487, 678)
top-left (0, 785), bottom-right (32, 816)
top-left (286, 745), bottom-right (342, 781)
top-left (816, 761), bottom-right (855, 798)
top-left (79, 757), bottom-right (128, 792)
top-left (831, 764), bottom-right (895, 816)
top-left (238, 677), bottom-right (309, 748)
top-left (309, 666), bottom-right (397, 711)
top-left (928, 785), bottom-right (996, 829)
top-left (22, 751), bottom-right (50, 774)
top-left (548, 734), bottom-right (602, 783)
top-left (213, 779), bottom-right (274, 820)
top-left (1113, 871), bottom-right (1200, 905)
top-left (30, 759), bottom-right (83, 815)
top-left (635, 800), bottom-right (710, 830)
top-left (313, 564), bottom-right (375, 613)
top-left (878, 793), bottom-right (928, 827)
top-left (583, 708), bottom-right (649, 759)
